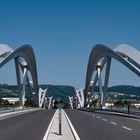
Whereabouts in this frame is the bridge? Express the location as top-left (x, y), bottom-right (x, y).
top-left (0, 44), bottom-right (140, 140)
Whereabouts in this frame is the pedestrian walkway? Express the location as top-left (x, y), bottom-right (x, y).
top-left (0, 108), bottom-right (41, 120)
top-left (45, 109), bottom-right (80, 140)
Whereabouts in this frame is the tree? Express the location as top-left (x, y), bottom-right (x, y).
top-left (53, 100), bottom-right (59, 109)
top-left (124, 100), bottom-right (131, 106)
top-left (0, 98), bottom-right (4, 105)
top-left (114, 100), bottom-right (124, 106)
top-left (91, 99), bottom-right (98, 108)
top-left (14, 101), bottom-right (20, 106)
top-left (24, 98), bottom-right (36, 107)
top-left (63, 101), bottom-right (70, 109)
top-left (114, 100), bottom-right (131, 107)
top-left (0, 98), bottom-right (10, 106)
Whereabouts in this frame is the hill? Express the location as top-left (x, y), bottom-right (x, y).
top-left (40, 85), bottom-right (75, 100)
top-left (108, 85), bottom-right (140, 95)
top-left (0, 84), bottom-right (139, 100)
top-left (0, 84), bottom-right (76, 100)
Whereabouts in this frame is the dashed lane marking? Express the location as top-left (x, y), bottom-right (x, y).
top-left (122, 126), bottom-right (132, 131)
top-left (110, 121), bottom-right (117, 125)
top-left (128, 117), bottom-right (140, 122)
top-left (102, 118), bottom-right (107, 121)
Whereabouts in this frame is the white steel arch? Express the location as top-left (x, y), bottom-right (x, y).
top-left (0, 44), bottom-right (39, 108)
top-left (85, 44), bottom-right (140, 108)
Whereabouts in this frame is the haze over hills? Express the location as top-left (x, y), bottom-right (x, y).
top-left (93, 85), bottom-right (140, 96)
top-left (109, 85), bottom-right (140, 95)
top-left (0, 84), bottom-right (140, 100)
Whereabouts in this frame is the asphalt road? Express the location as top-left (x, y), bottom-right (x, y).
top-left (65, 109), bottom-right (140, 140)
top-left (0, 109), bottom-right (55, 140)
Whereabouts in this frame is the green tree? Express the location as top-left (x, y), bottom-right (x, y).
top-left (91, 99), bottom-right (98, 107)
top-left (124, 100), bottom-right (131, 106)
top-left (24, 98), bottom-right (36, 107)
top-left (14, 101), bottom-right (20, 106)
top-left (0, 98), bottom-right (4, 105)
top-left (53, 100), bottom-right (59, 109)
top-left (3, 99), bottom-right (10, 105)
top-left (63, 101), bottom-right (70, 109)
top-left (114, 100), bottom-right (124, 106)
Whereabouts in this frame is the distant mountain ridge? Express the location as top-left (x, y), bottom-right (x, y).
top-left (40, 85), bottom-right (75, 100)
top-left (109, 85), bottom-right (140, 95)
top-left (90, 85), bottom-right (140, 95)
top-left (0, 84), bottom-right (139, 100)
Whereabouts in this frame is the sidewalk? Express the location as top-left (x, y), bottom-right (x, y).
top-left (0, 108), bottom-right (41, 120)
top-left (46, 109), bottom-right (78, 140)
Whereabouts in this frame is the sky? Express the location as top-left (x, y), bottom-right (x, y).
top-left (0, 0), bottom-right (139, 88)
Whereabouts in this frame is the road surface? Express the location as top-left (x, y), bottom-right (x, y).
top-left (0, 109), bottom-right (55, 140)
top-left (65, 109), bottom-right (140, 140)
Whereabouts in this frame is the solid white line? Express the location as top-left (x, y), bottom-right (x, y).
top-left (102, 118), bottom-right (107, 121)
top-left (110, 122), bottom-right (117, 125)
top-left (63, 110), bottom-right (80, 140)
top-left (0, 108), bottom-right (41, 121)
top-left (97, 116), bottom-right (101, 119)
top-left (128, 117), bottom-right (140, 122)
top-left (122, 126), bottom-right (132, 131)
top-left (42, 109), bottom-right (57, 140)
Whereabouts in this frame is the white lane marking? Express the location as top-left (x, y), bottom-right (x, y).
top-left (63, 110), bottom-right (81, 140)
top-left (92, 114), bottom-right (95, 117)
top-left (122, 126), bottom-right (132, 131)
top-left (110, 121), bottom-right (117, 125)
top-left (102, 118), bottom-right (107, 121)
top-left (0, 109), bottom-right (40, 121)
top-left (128, 117), bottom-right (140, 122)
top-left (42, 110), bottom-right (57, 140)
top-left (97, 116), bottom-right (101, 119)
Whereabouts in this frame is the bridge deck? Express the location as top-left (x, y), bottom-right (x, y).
top-left (65, 109), bottom-right (140, 140)
top-left (0, 109), bottom-right (55, 140)
top-left (0, 109), bottom-right (140, 140)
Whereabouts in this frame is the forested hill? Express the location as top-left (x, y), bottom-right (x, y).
top-left (0, 84), bottom-right (140, 100)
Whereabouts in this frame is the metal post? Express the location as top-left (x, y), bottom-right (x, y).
top-left (56, 103), bottom-right (64, 135)
top-left (128, 104), bottom-right (130, 115)
top-left (111, 102), bottom-right (112, 111)
top-left (13, 104), bottom-right (14, 112)
top-left (59, 108), bottom-right (62, 135)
